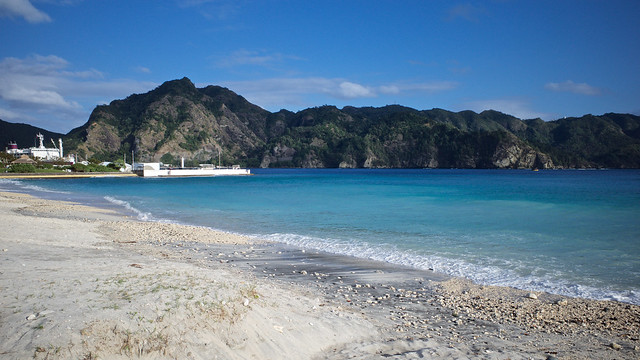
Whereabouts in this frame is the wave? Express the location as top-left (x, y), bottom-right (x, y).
top-left (262, 232), bottom-right (640, 305)
top-left (103, 196), bottom-right (160, 222)
top-left (22, 184), bottom-right (70, 194)
top-left (0, 179), bottom-right (69, 194)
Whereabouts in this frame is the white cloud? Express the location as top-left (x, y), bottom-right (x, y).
top-left (0, 55), bottom-right (79, 109)
top-left (0, 54), bottom-right (156, 132)
top-left (462, 98), bottom-right (553, 120)
top-left (219, 77), bottom-right (457, 110)
top-left (338, 82), bottom-right (374, 98)
top-left (0, 0), bottom-right (51, 23)
top-left (544, 80), bottom-right (601, 96)
top-left (0, 106), bottom-right (22, 120)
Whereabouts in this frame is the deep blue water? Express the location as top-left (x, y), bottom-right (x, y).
top-left (2, 169), bottom-right (639, 304)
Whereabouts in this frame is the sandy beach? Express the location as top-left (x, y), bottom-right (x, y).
top-left (0, 191), bottom-right (638, 359)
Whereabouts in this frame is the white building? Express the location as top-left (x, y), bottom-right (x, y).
top-left (6, 133), bottom-right (74, 162)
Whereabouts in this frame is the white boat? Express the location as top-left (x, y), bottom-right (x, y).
top-left (133, 162), bottom-right (250, 177)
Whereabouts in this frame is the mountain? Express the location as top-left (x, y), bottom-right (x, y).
top-left (64, 77), bottom-right (270, 166)
top-left (256, 105), bottom-right (556, 169)
top-left (0, 119), bottom-right (65, 150)
top-left (5, 77), bottom-right (640, 169)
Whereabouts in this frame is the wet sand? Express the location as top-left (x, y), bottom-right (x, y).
top-left (1, 191), bottom-right (638, 359)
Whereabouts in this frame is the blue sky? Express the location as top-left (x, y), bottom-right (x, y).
top-left (1, 0), bottom-right (639, 133)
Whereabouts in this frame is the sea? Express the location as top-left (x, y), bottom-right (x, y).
top-left (2, 169), bottom-right (639, 305)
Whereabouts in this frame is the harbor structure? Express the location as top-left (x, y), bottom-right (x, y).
top-left (133, 162), bottom-right (250, 177)
top-left (5, 133), bottom-right (75, 163)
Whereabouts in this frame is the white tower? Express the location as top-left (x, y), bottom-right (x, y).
top-left (37, 133), bottom-right (45, 148)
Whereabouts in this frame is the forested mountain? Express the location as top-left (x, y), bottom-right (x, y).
top-left (63, 77), bottom-right (270, 167)
top-left (5, 78), bottom-right (640, 168)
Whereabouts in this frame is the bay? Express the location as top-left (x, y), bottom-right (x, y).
top-left (2, 169), bottom-right (639, 304)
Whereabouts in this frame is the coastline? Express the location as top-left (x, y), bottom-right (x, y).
top-left (0, 172), bottom-right (139, 179)
top-left (0, 191), bottom-right (638, 359)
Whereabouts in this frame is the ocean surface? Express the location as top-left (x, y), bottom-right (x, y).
top-left (2, 169), bottom-right (639, 305)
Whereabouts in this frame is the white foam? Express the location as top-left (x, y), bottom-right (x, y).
top-left (261, 232), bottom-right (640, 305)
top-left (0, 179), bottom-right (68, 194)
top-left (21, 184), bottom-right (70, 194)
top-left (104, 196), bottom-right (157, 221)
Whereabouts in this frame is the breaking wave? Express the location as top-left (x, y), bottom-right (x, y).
top-left (104, 196), bottom-right (159, 222)
top-left (261, 232), bottom-right (640, 305)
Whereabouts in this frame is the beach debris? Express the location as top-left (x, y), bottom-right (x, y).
top-left (556, 299), bottom-right (568, 306)
top-left (273, 325), bottom-right (284, 333)
top-left (129, 263), bottom-right (143, 268)
top-left (610, 342), bottom-right (622, 350)
top-left (527, 293), bottom-right (538, 300)
top-left (26, 310), bottom-right (54, 321)
top-left (243, 298), bottom-right (250, 306)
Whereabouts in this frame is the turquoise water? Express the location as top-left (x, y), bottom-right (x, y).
top-left (2, 169), bottom-right (639, 304)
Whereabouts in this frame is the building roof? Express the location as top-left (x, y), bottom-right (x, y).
top-left (11, 155), bottom-right (37, 164)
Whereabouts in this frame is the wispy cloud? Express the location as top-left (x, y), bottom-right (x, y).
top-left (0, 0), bottom-right (52, 23)
top-left (544, 80), bottom-right (601, 96)
top-left (0, 54), bottom-right (156, 132)
top-left (0, 55), bottom-right (80, 110)
top-left (176, 0), bottom-right (241, 20)
top-left (462, 98), bottom-right (553, 120)
top-left (219, 77), bottom-right (457, 110)
top-left (214, 49), bottom-right (303, 68)
top-left (135, 66), bottom-right (151, 74)
top-left (447, 3), bottom-right (486, 22)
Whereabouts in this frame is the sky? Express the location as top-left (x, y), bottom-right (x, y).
top-left (1, 0), bottom-right (639, 133)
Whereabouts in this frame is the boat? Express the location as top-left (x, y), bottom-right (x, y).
top-left (133, 162), bottom-right (250, 177)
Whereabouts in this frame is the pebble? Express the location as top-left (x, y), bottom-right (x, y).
top-left (26, 310), bottom-right (54, 321)
top-left (527, 293), bottom-right (538, 300)
top-left (610, 342), bottom-right (622, 350)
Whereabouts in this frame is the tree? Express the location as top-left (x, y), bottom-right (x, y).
top-left (160, 153), bottom-right (175, 165)
top-left (8, 163), bottom-right (36, 173)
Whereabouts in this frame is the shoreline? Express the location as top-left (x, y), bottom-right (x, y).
top-left (0, 172), bottom-right (139, 179)
top-left (1, 191), bottom-right (639, 359)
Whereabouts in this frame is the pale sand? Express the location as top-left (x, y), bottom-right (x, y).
top-left (0, 191), bottom-right (638, 359)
